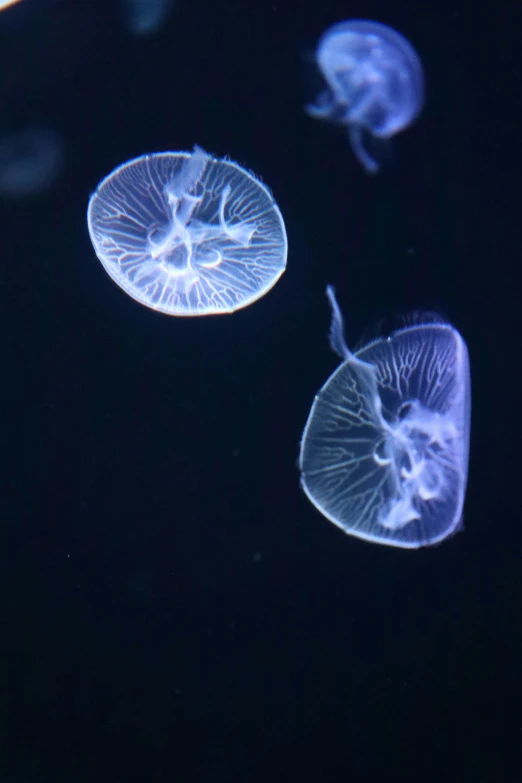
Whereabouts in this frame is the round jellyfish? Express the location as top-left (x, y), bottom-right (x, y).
top-left (87, 146), bottom-right (287, 316)
top-left (299, 287), bottom-right (471, 549)
top-left (306, 20), bottom-right (424, 173)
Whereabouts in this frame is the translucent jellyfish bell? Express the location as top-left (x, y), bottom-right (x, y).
top-left (299, 287), bottom-right (471, 549)
top-left (87, 146), bottom-right (287, 315)
top-left (306, 20), bottom-right (424, 173)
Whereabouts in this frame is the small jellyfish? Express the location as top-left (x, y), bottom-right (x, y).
top-left (124, 0), bottom-right (173, 36)
top-left (299, 287), bottom-right (471, 549)
top-left (306, 20), bottom-right (424, 173)
top-left (0, 129), bottom-right (64, 197)
top-left (87, 146), bottom-right (287, 316)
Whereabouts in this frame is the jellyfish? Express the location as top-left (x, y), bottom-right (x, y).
top-left (87, 146), bottom-right (287, 315)
top-left (0, 0), bottom-right (23, 12)
top-left (299, 287), bottom-right (471, 549)
top-left (306, 20), bottom-right (424, 173)
top-left (124, 0), bottom-right (173, 36)
top-left (0, 129), bottom-right (64, 197)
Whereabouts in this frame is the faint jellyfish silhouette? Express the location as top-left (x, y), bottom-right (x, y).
top-left (87, 146), bottom-right (287, 315)
top-left (124, 0), bottom-right (173, 36)
top-left (0, 129), bottom-right (64, 197)
top-left (299, 287), bottom-right (471, 549)
top-left (306, 20), bottom-right (424, 173)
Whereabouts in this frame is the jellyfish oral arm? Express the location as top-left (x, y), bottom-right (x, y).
top-left (326, 285), bottom-right (350, 359)
top-left (326, 285), bottom-right (379, 400)
top-left (305, 91), bottom-right (336, 119)
top-left (172, 191), bottom-right (202, 227)
top-left (348, 124), bottom-right (379, 174)
top-left (218, 185), bottom-right (257, 244)
top-left (167, 145), bottom-right (208, 199)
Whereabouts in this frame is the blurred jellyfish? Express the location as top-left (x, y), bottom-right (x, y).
top-left (87, 146), bottom-right (287, 315)
top-left (0, 0), bottom-right (23, 12)
top-left (0, 129), bottom-right (64, 197)
top-left (124, 0), bottom-right (173, 36)
top-left (299, 286), bottom-right (471, 549)
top-left (306, 20), bottom-right (424, 173)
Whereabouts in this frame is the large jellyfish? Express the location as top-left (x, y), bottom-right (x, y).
top-left (87, 146), bottom-right (287, 315)
top-left (306, 20), bottom-right (424, 173)
top-left (299, 287), bottom-right (471, 549)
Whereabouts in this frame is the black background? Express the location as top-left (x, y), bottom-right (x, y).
top-left (1, 0), bottom-right (520, 781)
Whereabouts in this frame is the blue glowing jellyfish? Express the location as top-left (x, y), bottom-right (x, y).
top-left (87, 146), bottom-right (287, 316)
top-left (0, 129), bottom-right (64, 197)
top-left (306, 20), bottom-right (424, 173)
top-left (299, 287), bottom-right (471, 549)
top-left (124, 0), bottom-right (173, 36)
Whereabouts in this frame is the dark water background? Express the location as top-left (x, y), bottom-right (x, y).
top-left (1, 0), bottom-right (520, 780)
